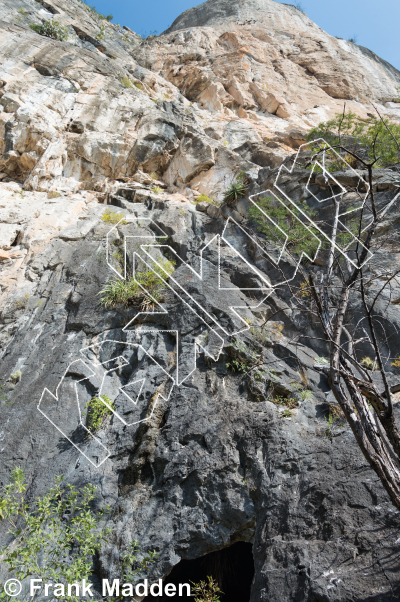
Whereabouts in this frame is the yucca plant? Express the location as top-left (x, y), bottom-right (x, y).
top-left (223, 172), bottom-right (248, 205)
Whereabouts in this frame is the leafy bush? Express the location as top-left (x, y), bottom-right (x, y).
top-left (0, 468), bottom-right (110, 602)
top-left (191, 577), bottom-right (223, 602)
top-left (0, 468), bottom-right (158, 601)
top-left (101, 208), bottom-right (127, 224)
top-left (30, 20), bottom-right (69, 41)
top-left (249, 196), bottom-right (321, 258)
top-left (223, 172), bottom-right (248, 205)
top-left (86, 394), bottom-right (114, 431)
top-left (307, 110), bottom-right (400, 168)
top-left (99, 257), bottom-right (175, 309)
top-left (150, 185), bottom-right (163, 194)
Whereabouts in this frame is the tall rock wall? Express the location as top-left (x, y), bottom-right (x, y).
top-left (1, 1), bottom-right (400, 600)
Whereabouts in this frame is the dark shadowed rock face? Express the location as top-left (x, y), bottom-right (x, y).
top-left (1, 1), bottom-right (400, 601)
top-left (2, 168), bottom-right (400, 601)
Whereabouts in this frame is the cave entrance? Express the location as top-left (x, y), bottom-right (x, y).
top-left (145, 541), bottom-right (254, 602)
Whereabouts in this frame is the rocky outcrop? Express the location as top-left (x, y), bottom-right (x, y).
top-left (1, 1), bottom-right (400, 601)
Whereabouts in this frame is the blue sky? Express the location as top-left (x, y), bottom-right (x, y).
top-left (89, 0), bottom-right (400, 70)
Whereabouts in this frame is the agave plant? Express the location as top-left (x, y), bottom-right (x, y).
top-left (223, 172), bottom-right (248, 205)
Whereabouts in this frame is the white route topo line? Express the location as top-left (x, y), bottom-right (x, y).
top-left (37, 139), bottom-right (378, 467)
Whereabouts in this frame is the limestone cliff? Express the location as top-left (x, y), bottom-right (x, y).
top-left (1, 1), bottom-right (400, 600)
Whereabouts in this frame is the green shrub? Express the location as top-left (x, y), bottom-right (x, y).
top-left (307, 110), bottom-right (400, 168)
top-left (10, 370), bottom-right (21, 385)
top-left (101, 208), bottom-right (127, 224)
top-left (99, 257), bottom-right (175, 309)
top-left (195, 194), bottom-right (220, 206)
top-left (0, 468), bottom-right (159, 601)
top-left (120, 76), bottom-right (134, 88)
top-left (150, 185), bottom-right (163, 194)
top-left (361, 356), bottom-right (376, 371)
top-left (96, 21), bottom-right (106, 40)
top-left (14, 293), bottom-right (30, 310)
top-left (86, 394), bottom-right (114, 431)
top-left (273, 395), bottom-right (298, 409)
top-left (0, 468), bottom-right (109, 602)
top-left (299, 389), bottom-right (313, 401)
top-left (191, 576), bottom-right (223, 602)
top-left (30, 20), bottom-right (69, 41)
top-left (249, 196), bottom-right (321, 258)
top-left (223, 172), bottom-right (248, 205)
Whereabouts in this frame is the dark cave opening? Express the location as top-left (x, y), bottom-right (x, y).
top-left (145, 541), bottom-right (254, 602)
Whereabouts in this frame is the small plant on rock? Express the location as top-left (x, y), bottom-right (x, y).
top-left (14, 293), bottom-right (30, 310)
top-left (361, 356), bottom-right (376, 371)
top-left (150, 185), bottom-right (163, 194)
top-left (299, 389), bottom-right (313, 401)
top-left (96, 21), bottom-right (106, 40)
top-left (392, 356), bottom-right (400, 369)
top-left (348, 34), bottom-right (358, 44)
top-left (120, 76), bottom-right (134, 88)
top-left (101, 208), bottom-right (127, 225)
top-left (223, 172), bottom-right (248, 205)
top-left (315, 356), bottom-right (329, 365)
top-left (273, 395), bottom-right (298, 410)
top-left (280, 408), bottom-right (294, 419)
top-left (86, 394), bottom-right (114, 431)
top-left (294, 2), bottom-right (305, 12)
top-left (30, 20), bottom-right (69, 41)
top-left (99, 257), bottom-right (175, 309)
top-left (195, 194), bottom-right (220, 207)
top-left (191, 576), bottom-right (223, 602)
top-left (324, 413), bottom-right (340, 437)
top-left (10, 370), bottom-right (21, 385)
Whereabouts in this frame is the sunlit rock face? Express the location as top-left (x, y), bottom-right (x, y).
top-left (1, 1), bottom-right (400, 601)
